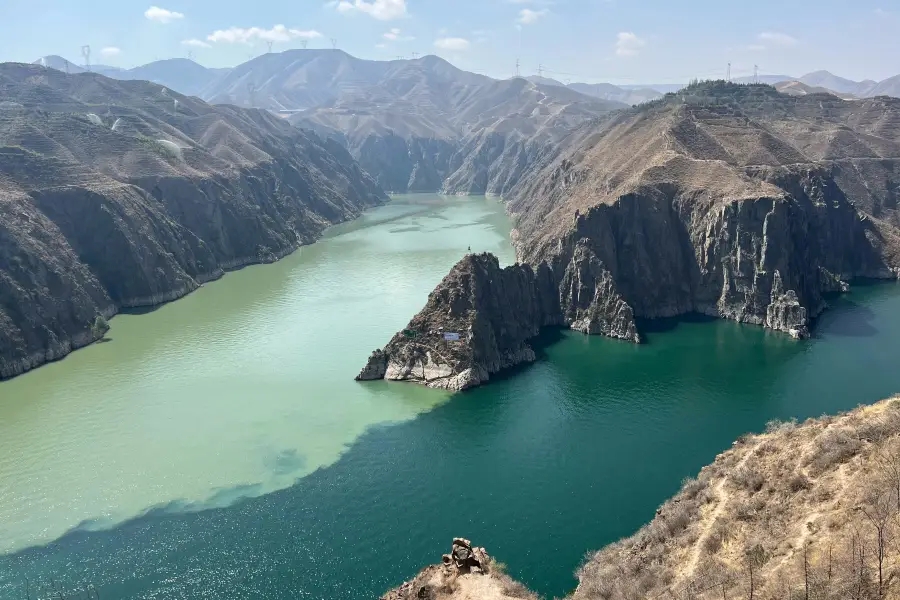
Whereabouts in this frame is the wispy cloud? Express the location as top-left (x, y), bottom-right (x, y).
top-left (181, 38), bottom-right (212, 48)
top-left (144, 6), bottom-right (184, 23)
top-left (434, 37), bottom-right (470, 51)
top-left (383, 27), bottom-right (414, 41)
top-left (757, 32), bottom-right (799, 46)
top-left (615, 32), bottom-right (645, 57)
top-left (207, 25), bottom-right (322, 44)
top-left (517, 8), bottom-right (549, 25)
top-left (328, 0), bottom-right (407, 20)
top-left (100, 47), bottom-right (121, 57)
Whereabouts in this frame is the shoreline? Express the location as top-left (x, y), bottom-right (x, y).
top-left (0, 205), bottom-right (382, 383)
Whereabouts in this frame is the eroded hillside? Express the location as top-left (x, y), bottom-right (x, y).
top-left (574, 397), bottom-right (900, 600)
top-left (0, 62), bottom-right (385, 378)
top-left (508, 82), bottom-right (900, 338)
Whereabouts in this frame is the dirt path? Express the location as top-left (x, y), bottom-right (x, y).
top-left (774, 462), bottom-right (852, 571)
top-left (681, 442), bottom-right (760, 581)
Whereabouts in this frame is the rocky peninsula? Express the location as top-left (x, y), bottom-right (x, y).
top-left (359, 82), bottom-right (900, 390)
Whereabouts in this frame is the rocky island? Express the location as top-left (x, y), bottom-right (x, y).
top-left (0, 63), bottom-right (384, 378)
top-left (359, 82), bottom-right (900, 390)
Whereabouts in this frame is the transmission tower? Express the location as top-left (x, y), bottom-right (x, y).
top-left (537, 64), bottom-right (543, 77)
top-left (267, 41), bottom-right (274, 53)
top-left (754, 64), bottom-right (759, 84)
top-left (300, 40), bottom-right (308, 49)
top-left (331, 38), bottom-right (337, 49)
top-left (81, 45), bottom-right (91, 71)
top-left (412, 52), bottom-right (419, 59)
top-left (515, 58), bottom-right (520, 77)
top-left (726, 62), bottom-right (731, 82)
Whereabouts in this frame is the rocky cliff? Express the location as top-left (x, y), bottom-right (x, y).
top-left (510, 83), bottom-right (900, 340)
top-left (0, 63), bottom-right (385, 379)
top-left (359, 82), bottom-right (900, 389)
top-left (356, 253), bottom-right (560, 390)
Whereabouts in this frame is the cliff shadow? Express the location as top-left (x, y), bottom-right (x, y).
top-left (814, 299), bottom-right (878, 338)
top-left (474, 327), bottom-right (568, 387)
top-left (636, 313), bottom-right (719, 339)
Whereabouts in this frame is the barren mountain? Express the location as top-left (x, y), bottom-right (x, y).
top-left (567, 82), bottom-right (663, 106)
top-left (775, 80), bottom-right (857, 100)
top-left (359, 82), bottom-right (900, 389)
top-left (0, 62), bottom-right (384, 378)
top-left (868, 75), bottom-right (900, 99)
top-left (34, 56), bottom-right (230, 97)
top-left (799, 70), bottom-right (878, 96)
top-left (284, 54), bottom-right (625, 193)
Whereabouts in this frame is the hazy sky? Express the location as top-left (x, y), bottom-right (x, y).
top-left (1, 0), bottom-right (898, 83)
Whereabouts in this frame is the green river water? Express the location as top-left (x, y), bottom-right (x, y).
top-left (1, 193), bottom-right (899, 599)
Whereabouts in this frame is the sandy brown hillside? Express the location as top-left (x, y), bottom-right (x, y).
top-left (387, 398), bottom-right (900, 600)
top-left (573, 397), bottom-right (900, 600)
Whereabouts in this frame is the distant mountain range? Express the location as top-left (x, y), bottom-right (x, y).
top-left (24, 51), bottom-right (900, 195)
top-left (33, 55), bottom-right (230, 97)
top-left (33, 53), bottom-right (900, 104)
top-left (525, 76), bottom-right (663, 106)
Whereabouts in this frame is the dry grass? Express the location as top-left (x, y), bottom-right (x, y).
top-left (572, 396), bottom-right (900, 600)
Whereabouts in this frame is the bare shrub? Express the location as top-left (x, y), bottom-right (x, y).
top-left (733, 466), bottom-right (766, 492)
top-left (681, 476), bottom-right (706, 500)
top-left (808, 429), bottom-right (863, 474)
top-left (788, 472), bottom-right (812, 493)
top-left (766, 418), bottom-right (798, 435)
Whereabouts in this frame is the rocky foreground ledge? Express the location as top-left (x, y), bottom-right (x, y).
top-left (381, 538), bottom-right (537, 600)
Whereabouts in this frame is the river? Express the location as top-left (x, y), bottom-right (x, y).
top-left (1, 194), bottom-right (899, 599)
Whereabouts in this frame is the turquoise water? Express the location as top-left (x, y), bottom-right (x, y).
top-left (1, 194), bottom-right (900, 598)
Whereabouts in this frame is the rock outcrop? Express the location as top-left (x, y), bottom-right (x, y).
top-left (360, 83), bottom-right (900, 389)
top-left (381, 538), bottom-right (537, 600)
top-left (356, 253), bottom-right (560, 391)
top-left (0, 63), bottom-right (385, 379)
top-left (509, 83), bottom-right (900, 338)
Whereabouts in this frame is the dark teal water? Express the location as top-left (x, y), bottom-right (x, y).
top-left (1, 283), bottom-right (899, 599)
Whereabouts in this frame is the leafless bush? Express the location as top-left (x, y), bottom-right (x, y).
top-left (808, 429), bottom-right (863, 474)
top-left (788, 472), bottom-right (812, 493)
top-left (733, 466), bottom-right (766, 492)
top-left (766, 418), bottom-right (798, 435)
top-left (681, 476), bottom-right (706, 500)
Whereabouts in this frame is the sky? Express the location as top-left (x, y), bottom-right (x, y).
top-left (1, 0), bottom-right (898, 84)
